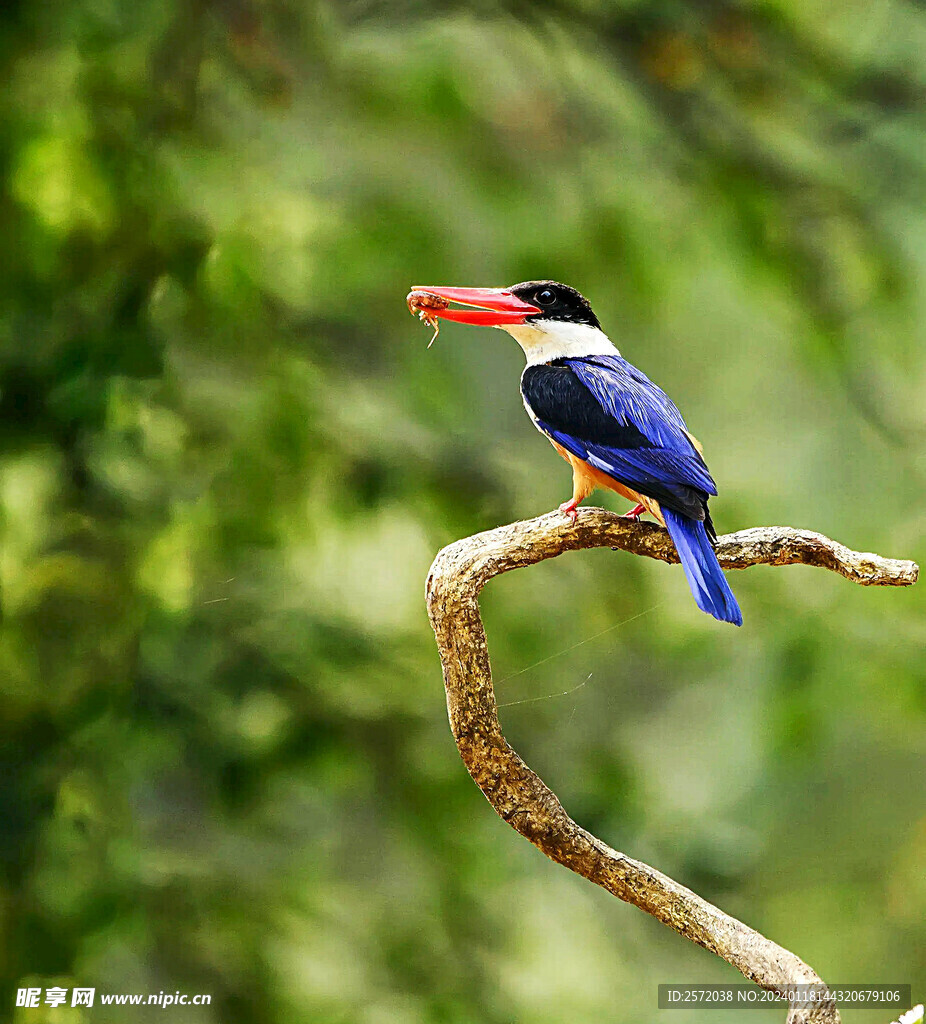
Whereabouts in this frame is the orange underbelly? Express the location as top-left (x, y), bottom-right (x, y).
top-left (550, 439), bottom-right (664, 524)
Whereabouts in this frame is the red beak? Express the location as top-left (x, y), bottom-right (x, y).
top-left (411, 286), bottom-right (541, 326)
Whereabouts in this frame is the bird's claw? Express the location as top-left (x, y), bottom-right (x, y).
top-left (622, 503), bottom-right (646, 521)
top-left (558, 500), bottom-right (579, 525)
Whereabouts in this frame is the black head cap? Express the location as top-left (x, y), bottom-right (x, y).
top-left (509, 280), bottom-right (600, 329)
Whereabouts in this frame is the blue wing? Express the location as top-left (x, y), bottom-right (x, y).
top-left (521, 354), bottom-right (742, 624)
top-left (522, 354), bottom-right (716, 521)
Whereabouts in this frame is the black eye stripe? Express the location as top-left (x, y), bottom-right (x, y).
top-left (508, 281), bottom-right (601, 329)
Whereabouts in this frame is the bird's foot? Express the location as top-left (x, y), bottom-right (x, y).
top-left (558, 499), bottom-right (580, 525)
top-left (622, 503), bottom-right (646, 521)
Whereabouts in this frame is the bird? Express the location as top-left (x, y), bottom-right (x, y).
top-left (409, 280), bottom-right (742, 626)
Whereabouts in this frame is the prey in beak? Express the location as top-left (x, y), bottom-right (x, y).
top-left (407, 286), bottom-right (542, 346)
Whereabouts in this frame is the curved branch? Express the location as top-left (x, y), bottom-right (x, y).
top-left (426, 508), bottom-right (918, 1024)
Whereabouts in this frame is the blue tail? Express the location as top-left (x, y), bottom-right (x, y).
top-left (662, 508), bottom-right (742, 626)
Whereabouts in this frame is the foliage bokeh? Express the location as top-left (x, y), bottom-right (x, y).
top-left (1, 2), bottom-right (924, 1022)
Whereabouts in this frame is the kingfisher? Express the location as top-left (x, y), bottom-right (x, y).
top-left (410, 280), bottom-right (742, 626)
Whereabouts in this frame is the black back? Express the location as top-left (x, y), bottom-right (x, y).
top-left (520, 359), bottom-right (713, 528)
top-left (521, 361), bottom-right (653, 450)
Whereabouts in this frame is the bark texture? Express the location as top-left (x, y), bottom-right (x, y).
top-left (425, 507), bottom-right (919, 1024)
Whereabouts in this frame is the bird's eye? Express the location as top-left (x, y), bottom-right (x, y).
top-left (535, 288), bottom-right (556, 306)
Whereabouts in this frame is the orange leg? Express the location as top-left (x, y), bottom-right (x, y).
top-left (622, 502), bottom-right (646, 520)
top-left (548, 442), bottom-right (663, 528)
top-left (557, 457), bottom-right (597, 525)
top-left (558, 498), bottom-right (580, 524)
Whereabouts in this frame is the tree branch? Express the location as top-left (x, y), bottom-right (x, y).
top-left (425, 508), bottom-right (918, 1024)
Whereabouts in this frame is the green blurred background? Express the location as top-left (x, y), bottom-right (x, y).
top-left (1, 1), bottom-right (924, 1022)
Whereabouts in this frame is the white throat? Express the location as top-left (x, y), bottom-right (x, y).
top-left (501, 320), bottom-right (620, 365)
